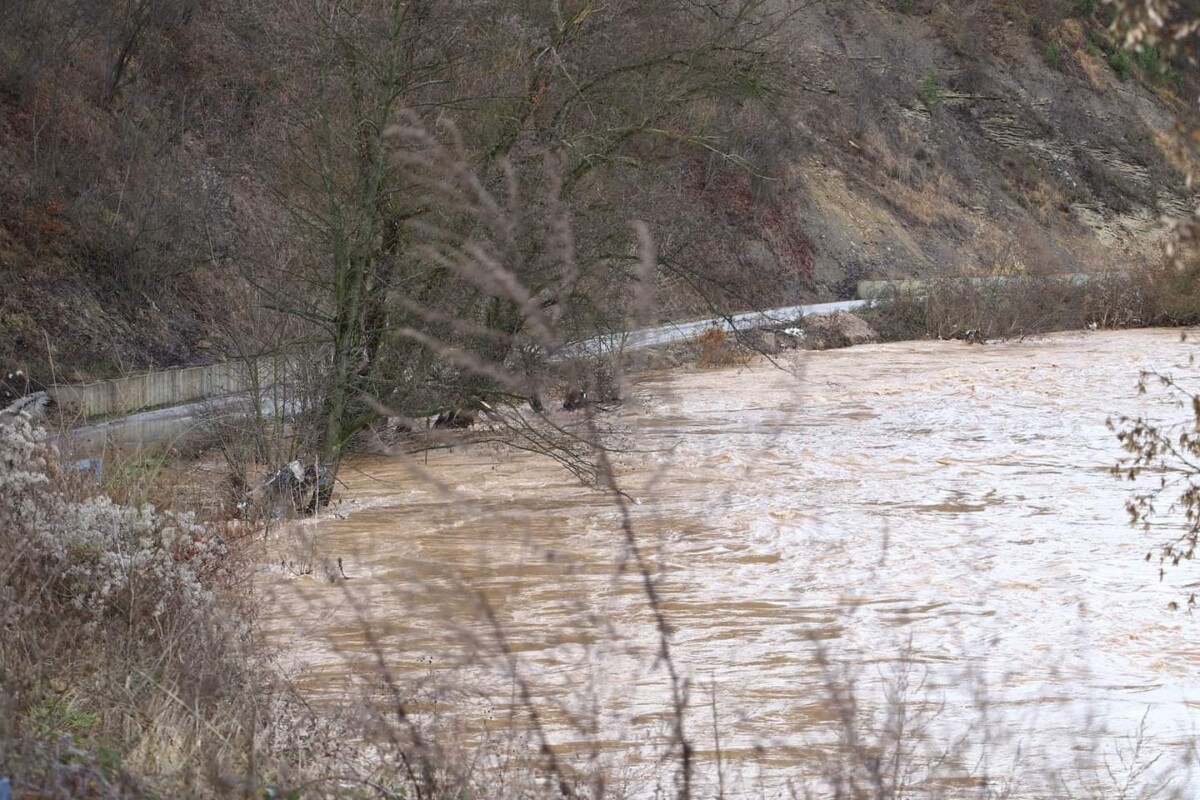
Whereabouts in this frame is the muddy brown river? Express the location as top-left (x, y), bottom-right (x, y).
top-left (259, 329), bottom-right (1200, 797)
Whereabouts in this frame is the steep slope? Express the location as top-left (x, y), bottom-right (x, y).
top-left (756, 1), bottom-right (1198, 296)
top-left (0, 0), bottom-right (1195, 381)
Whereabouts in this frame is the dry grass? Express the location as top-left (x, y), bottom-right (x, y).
top-left (860, 264), bottom-right (1200, 344)
top-left (0, 416), bottom-right (308, 799)
top-left (696, 327), bottom-right (748, 367)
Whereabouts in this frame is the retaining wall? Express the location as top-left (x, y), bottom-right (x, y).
top-left (51, 357), bottom-right (291, 419)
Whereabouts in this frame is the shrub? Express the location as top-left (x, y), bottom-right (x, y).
top-left (1109, 48), bottom-right (1132, 80)
top-left (1139, 261), bottom-right (1200, 325)
top-left (859, 289), bottom-right (930, 342)
top-left (1045, 42), bottom-right (1063, 69)
top-left (860, 269), bottom-right (1191, 343)
top-left (696, 326), bottom-right (743, 366)
top-left (0, 417), bottom-right (279, 797)
top-left (1135, 44), bottom-right (1160, 74)
top-left (917, 70), bottom-right (943, 107)
top-left (1133, 43), bottom-right (1178, 86)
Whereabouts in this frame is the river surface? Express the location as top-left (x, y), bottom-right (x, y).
top-left (259, 329), bottom-right (1200, 797)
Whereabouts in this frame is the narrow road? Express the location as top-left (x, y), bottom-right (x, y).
top-left (67, 391), bottom-right (259, 452)
top-left (65, 299), bottom-right (868, 450)
top-left (582, 299), bottom-right (867, 352)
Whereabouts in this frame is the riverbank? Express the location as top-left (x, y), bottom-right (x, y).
top-left (40, 264), bottom-right (1199, 471)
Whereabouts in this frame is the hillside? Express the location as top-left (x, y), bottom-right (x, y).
top-left (1, 0), bottom-right (1196, 382)
top-left (780, 1), bottom-right (1197, 294)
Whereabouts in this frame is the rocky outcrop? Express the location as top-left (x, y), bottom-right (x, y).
top-left (0, 370), bottom-right (52, 422)
top-left (800, 312), bottom-right (878, 351)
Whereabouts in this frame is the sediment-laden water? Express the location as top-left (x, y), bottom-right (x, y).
top-left (259, 329), bottom-right (1200, 797)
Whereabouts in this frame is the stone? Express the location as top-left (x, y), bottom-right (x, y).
top-left (801, 312), bottom-right (878, 350)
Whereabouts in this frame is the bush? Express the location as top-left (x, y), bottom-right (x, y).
top-left (1132, 43), bottom-right (1178, 86)
top-left (0, 417), bottom-right (277, 797)
top-left (1045, 42), bottom-right (1063, 69)
top-left (862, 276), bottom-right (1086, 341)
top-left (859, 268), bottom-right (1192, 343)
top-left (1140, 261), bottom-right (1200, 325)
top-left (859, 288), bottom-right (930, 342)
top-left (917, 70), bottom-right (943, 107)
top-left (1109, 48), bottom-right (1132, 80)
top-left (696, 326), bottom-right (744, 366)
top-left (1073, 0), bottom-right (1097, 16)
top-left (1135, 44), bottom-right (1161, 74)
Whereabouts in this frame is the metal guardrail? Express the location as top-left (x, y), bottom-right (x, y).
top-left (626, 299), bottom-right (870, 348)
top-left (575, 300), bottom-right (869, 355)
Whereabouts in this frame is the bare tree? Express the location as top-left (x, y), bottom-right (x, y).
top-left (253, 0), bottom-right (804, 498)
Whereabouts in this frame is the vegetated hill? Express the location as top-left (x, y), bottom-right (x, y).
top-left (0, 0), bottom-right (1195, 382)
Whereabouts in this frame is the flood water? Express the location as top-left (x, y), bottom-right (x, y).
top-left (259, 329), bottom-right (1200, 797)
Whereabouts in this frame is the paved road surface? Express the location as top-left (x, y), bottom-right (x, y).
top-left (66, 299), bottom-right (868, 450)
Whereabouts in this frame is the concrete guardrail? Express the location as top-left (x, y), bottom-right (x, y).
top-left (50, 357), bottom-right (291, 420)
